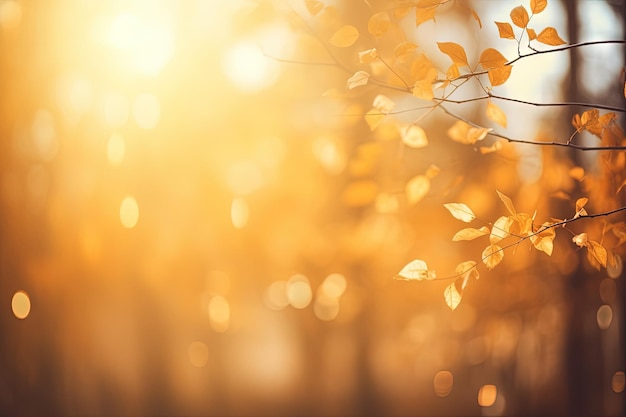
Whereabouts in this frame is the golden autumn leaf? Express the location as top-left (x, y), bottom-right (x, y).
top-left (437, 42), bottom-right (469, 67)
top-left (452, 226), bottom-right (490, 241)
top-left (587, 240), bottom-right (608, 268)
top-left (406, 175), bottom-right (430, 205)
top-left (341, 180), bottom-right (378, 207)
top-left (530, 222), bottom-right (556, 256)
top-left (346, 71), bottom-right (370, 89)
top-left (478, 140), bottom-right (504, 155)
top-left (486, 101), bottom-right (507, 128)
top-left (468, 127), bottom-right (492, 143)
top-left (368, 11), bottom-right (390, 37)
top-left (496, 190), bottom-right (516, 215)
top-left (411, 53), bottom-right (437, 82)
top-left (446, 64), bottom-right (460, 80)
top-left (456, 260), bottom-right (479, 290)
top-left (413, 79), bottom-right (434, 100)
top-left (572, 232), bottom-right (588, 247)
top-left (394, 41), bottom-right (418, 62)
top-left (443, 282), bottom-right (462, 310)
top-left (531, 0), bottom-right (548, 14)
top-left (490, 216), bottom-right (513, 243)
top-left (495, 21), bottom-right (515, 39)
top-left (329, 25), bottom-right (359, 47)
top-left (372, 94), bottom-right (395, 114)
top-left (364, 108), bottom-right (384, 130)
top-left (536, 27), bottom-right (566, 45)
top-left (401, 124), bottom-right (428, 148)
top-left (574, 197), bottom-right (588, 218)
top-left (358, 48), bottom-right (378, 63)
top-left (482, 244), bottom-right (504, 269)
top-left (447, 121), bottom-right (490, 145)
top-left (444, 203), bottom-right (476, 223)
top-left (304, 0), bottom-right (324, 16)
top-left (488, 65), bottom-right (512, 86)
top-left (471, 9), bottom-right (482, 28)
top-left (527, 28), bottom-right (537, 40)
top-left (510, 5), bottom-right (529, 28)
top-left (416, 6), bottom-right (437, 26)
top-left (395, 259), bottom-right (436, 280)
top-left (479, 48), bottom-right (508, 69)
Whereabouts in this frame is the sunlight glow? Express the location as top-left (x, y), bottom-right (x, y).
top-left (0, 0), bottom-right (21, 30)
top-left (287, 274), bottom-right (312, 309)
top-left (132, 94), bottom-right (161, 129)
top-left (120, 196), bottom-right (139, 229)
top-left (107, 133), bottom-right (125, 165)
top-left (478, 384), bottom-right (497, 407)
top-left (208, 295), bottom-right (230, 333)
top-left (31, 110), bottom-right (58, 161)
top-left (596, 305), bottom-right (613, 330)
top-left (222, 41), bottom-right (278, 93)
top-left (11, 291), bottom-right (30, 319)
top-left (231, 197), bottom-right (249, 229)
top-left (263, 281), bottom-right (289, 311)
top-left (433, 370), bottom-right (454, 397)
top-left (612, 371), bottom-right (625, 393)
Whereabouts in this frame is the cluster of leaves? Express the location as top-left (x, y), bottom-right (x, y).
top-left (395, 192), bottom-right (626, 310)
top-left (297, 0), bottom-right (626, 309)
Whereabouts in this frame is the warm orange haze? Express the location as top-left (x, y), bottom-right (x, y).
top-left (0, 0), bottom-right (624, 416)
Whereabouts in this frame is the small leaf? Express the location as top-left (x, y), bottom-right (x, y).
top-left (447, 121), bottom-right (491, 145)
top-left (446, 64), bottom-right (460, 80)
top-left (527, 28), bottom-right (537, 40)
top-left (536, 27), bottom-right (566, 45)
top-left (406, 175), bottom-right (430, 205)
top-left (574, 197), bottom-right (588, 218)
top-left (510, 5), bottom-right (529, 28)
top-left (437, 42), bottom-right (469, 67)
top-left (490, 215), bottom-right (513, 243)
top-left (329, 25), bottom-right (359, 47)
top-left (587, 241), bottom-right (608, 268)
top-left (358, 48), bottom-right (378, 63)
top-left (530, 0), bottom-right (548, 14)
top-left (486, 101), bottom-right (507, 128)
top-left (425, 164), bottom-right (441, 179)
top-left (346, 71), bottom-right (370, 89)
top-left (456, 260), bottom-right (479, 290)
top-left (394, 41), bottom-right (418, 62)
top-left (452, 226), bottom-right (490, 241)
top-left (372, 94), bottom-right (395, 114)
top-left (416, 6), bottom-right (437, 26)
top-left (488, 65), bottom-right (512, 86)
top-left (467, 127), bottom-right (492, 143)
top-left (368, 11), bottom-right (390, 37)
top-left (402, 124), bottom-right (429, 148)
top-left (304, 0), bottom-right (324, 16)
top-left (471, 9), bottom-right (482, 28)
top-left (495, 21), bottom-right (515, 39)
top-left (413, 79), bottom-right (434, 100)
top-left (444, 282), bottom-right (462, 310)
top-left (479, 48), bottom-right (508, 69)
top-left (482, 244), bottom-right (504, 269)
top-left (572, 232), bottom-right (588, 247)
top-left (364, 108), bottom-right (385, 130)
top-left (444, 203), bottom-right (476, 223)
top-left (395, 259), bottom-right (436, 280)
top-left (530, 222), bottom-right (556, 255)
top-left (496, 190), bottom-right (516, 215)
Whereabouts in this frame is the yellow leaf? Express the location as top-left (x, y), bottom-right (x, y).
top-left (394, 41), bottom-right (418, 62)
top-left (364, 108), bottom-right (384, 130)
top-left (468, 127), bottom-right (492, 143)
top-left (490, 216), bottom-right (513, 243)
top-left (482, 244), bottom-right (504, 270)
top-left (406, 175), bottom-right (430, 205)
top-left (372, 94), bottom-right (395, 114)
top-left (304, 0), bottom-right (324, 16)
top-left (530, 0), bottom-right (547, 14)
top-left (416, 6), bottom-right (437, 26)
top-left (536, 27), bottom-right (566, 46)
top-left (572, 232), bottom-right (588, 247)
top-left (444, 282), bottom-right (462, 310)
top-left (486, 101), bottom-right (508, 128)
top-left (452, 226), bottom-right (490, 241)
top-left (346, 71), bottom-right (370, 90)
top-left (495, 21), bottom-right (515, 39)
top-left (437, 42), bottom-right (469, 67)
top-left (527, 28), bottom-right (537, 40)
top-left (425, 164), bottom-right (441, 179)
top-left (587, 241), bottom-right (608, 268)
top-left (510, 5), bottom-right (529, 28)
top-left (530, 222), bottom-right (556, 256)
top-left (413, 79), bottom-right (434, 100)
top-left (329, 25), bottom-right (359, 47)
top-left (444, 203), bottom-right (476, 223)
top-left (446, 64), bottom-right (460, 80)
top-left (478, 140), bottom-right (504, 155)
top-left (488, 65), bottom-right (512, 86)
top-left (401, 124), bottom-right (429, 148)
top-left (496, 190), bottom-right (516, 215)
top-left (575, 197), bottom-right (589, 218)
top-left (358, 48), bottom-right (378, 63)
top-left (411, 53), bottom-right (437, 82)
top-left (479, 48), bottom-right (508, 69)
top-left (395, 259), bottom-right (436, 280)
top-left (471, 9), bottom-right (482, 28)
top-left (513, 212), bottom-right (533, 236)
top-left (456, 260), bottom-right (479, 290)
top-left (368, 11), bottom-right (390, 38)
top-left (341, 180), bottom-right (378, 207)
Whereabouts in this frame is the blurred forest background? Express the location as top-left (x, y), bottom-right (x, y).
top-left (0, 0), bottom-right (624, 416)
